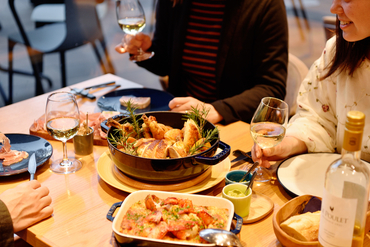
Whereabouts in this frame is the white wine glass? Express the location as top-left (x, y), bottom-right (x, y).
top-left (250, 97), bottom-right (289, 182)
top-left (116, 0), bottom-right (154, 62)
top-left (45, 92), bottom-right (82, 174)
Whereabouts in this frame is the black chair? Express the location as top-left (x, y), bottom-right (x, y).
top-left (0, 64), bottom-right (53, 105)
top-left (7, 0), bottom-right (115, 104)
top-left (289, 0), bottom-right (310, 41)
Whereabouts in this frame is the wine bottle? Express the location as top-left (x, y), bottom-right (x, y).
top-left (319, 111), bottom-right (370, 247)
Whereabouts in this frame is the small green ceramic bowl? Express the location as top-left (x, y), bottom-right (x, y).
top-left (225, 170), bottom-right (253, 186)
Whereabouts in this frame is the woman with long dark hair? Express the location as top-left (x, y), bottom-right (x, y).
top-left (253, 0), bottom-right (370, 167)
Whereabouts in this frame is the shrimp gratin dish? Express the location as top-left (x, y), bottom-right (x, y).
top-left (111, 190), bottom-right (235, 246)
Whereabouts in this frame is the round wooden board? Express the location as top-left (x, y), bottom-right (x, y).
top-left (217, 191), bottom-right (274, 224)
top-left (96, 151), bottom-right (230, 194)
top-left (243, 191), bottom-right (274, 224)
top-left (112, 165), bottom-right (212, 191)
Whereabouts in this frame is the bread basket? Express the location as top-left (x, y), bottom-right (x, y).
top-left (273, 195), bottom-right (370, 247)
top-left (273, 195), bottom-right (320, 246)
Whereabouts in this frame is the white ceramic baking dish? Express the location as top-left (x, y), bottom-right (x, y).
top-left (107, 190), bottom-right (242, 246)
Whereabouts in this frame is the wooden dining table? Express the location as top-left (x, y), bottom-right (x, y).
top-left (1, 73), bottom-right (369, 247)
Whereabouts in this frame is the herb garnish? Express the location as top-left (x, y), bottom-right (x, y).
top-left (185, 104), bottom-right (219, 155)
top-left (107, 100), bottom-right (142, 155)
top-left (108, 128), bottom-right (137, 155)
top-left (108, 102), bottom-right (219, 157)
top-left (125, 100), bottom-right (142, 137)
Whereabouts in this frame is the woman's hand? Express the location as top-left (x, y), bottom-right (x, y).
top-left (251, 136), bottom-right (308, 168)
top-left (115, 33), bottom-right (152, 55)
top-left (169, 97), bottom-right (223, 124)
top-left (0, 180), bottom-right (53, 232)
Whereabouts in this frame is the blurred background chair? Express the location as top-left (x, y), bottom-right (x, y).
top-left (289, 0), bottom-right (310, 42)
top-left (285, 53), bottom-right (309, 116)
top-left (30, 0), bottom-right (108, 27)
top-left (0, 64), bottom-right (52, 105)
top-left (0, 21), bottom-right (5, 102)
top-left (323, 15), bottom-right (336, 41)
top-left (31, 3), bottom-right (65, 27)
top-left (1, 12), bottom-right (52, 105)
top-left (7, 0), bottom-right (115, 104)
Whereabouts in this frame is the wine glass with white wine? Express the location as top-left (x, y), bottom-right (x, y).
top-left (250, 97), bottom-right (289, 182)
top-left (116, 0), bottom-right (154, 62)
top-left (45, 92), bottom-right (82, 174)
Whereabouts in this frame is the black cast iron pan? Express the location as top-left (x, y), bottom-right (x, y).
top-left (101, 112), bottom-right (230, 182)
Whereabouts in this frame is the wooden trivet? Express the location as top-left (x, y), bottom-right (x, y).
top-left (112, 165), bottom-right (212, 191)
top-left (243, 191), bottom-right (274, 224)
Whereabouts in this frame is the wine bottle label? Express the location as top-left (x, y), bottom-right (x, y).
top-left (319, 187), bottom-right (357, 247)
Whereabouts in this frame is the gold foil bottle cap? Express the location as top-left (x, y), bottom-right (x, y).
top-left (346, 111), bottom-right (365, 132)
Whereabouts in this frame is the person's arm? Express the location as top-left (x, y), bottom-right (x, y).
top-left (0, 200), bottom-right (14, 247)
top-left (251, 38), bottom-right (339, 166)
top-left (284, 38), bottom-right (338, 153)
top-left (114, 0), bottom-right (175, 77)
top-left (252, 136), bottom-right (308, 168)
top-left (115, 33), bottom-right (152, 56)
top-left (212, 0), bottom-right (289, 124)
top-left (169, 97), bottom-right (223, 124)
top-left (0, 180), bottom-right (53, 233)
top-left (133, 0), bottom-right (175, 76)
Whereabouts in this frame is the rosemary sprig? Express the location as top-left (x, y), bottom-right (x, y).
top-left (184, 104), bottom-right (219, 155)
top-left (188, 127), bottom-right (219, 155)
top-left (108, 128), bottom-right (138, 155)
top-left (183, 104), bottom-right (210, 136)
top-left (125, 100), bottom-right (142, 137)
top-left (107, 100), bottom-right (143, 155)
top-left (109, 103), bottom-right (219, 157)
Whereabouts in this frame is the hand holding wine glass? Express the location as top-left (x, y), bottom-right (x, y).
top-left (115, 0), bottom-right (154, 62)
top-left (45, 92), bottom-right (82, 174)
top-left (249, 97), bottom-right (289, 182)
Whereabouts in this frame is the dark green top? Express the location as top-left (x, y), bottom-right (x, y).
top-left (137, 0), bottom-right (288, 124)
top-left (0, 200), bottom-right (14, 247)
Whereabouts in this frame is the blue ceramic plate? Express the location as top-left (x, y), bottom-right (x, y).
top-left (0, 134), bottom-right (53, 176)
top-left (97, 88), bottom-right (174, 114)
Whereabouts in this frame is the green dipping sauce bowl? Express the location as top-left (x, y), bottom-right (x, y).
top-left (222, 183), bottom-right (252, 218)
top-left (227, 189), bottom-right (246, 197)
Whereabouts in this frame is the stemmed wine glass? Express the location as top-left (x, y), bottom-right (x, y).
top-left (116, 0), bottom-right (154, 62)
top-left (45, 92), bottom-right (82, 174)
top-left (250, 97), bottom-right (289, 182)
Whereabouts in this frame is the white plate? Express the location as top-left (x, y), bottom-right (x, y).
top-left (276, 153), bottom-right (370, 198)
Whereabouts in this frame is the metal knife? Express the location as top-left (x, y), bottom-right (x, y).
top-left (28, 153), bottom-right (36, 180)
top-left (239, 161), bottom-right (259, 182)
top-left (70, 87), bottom-right (96, 100)
top-left (70, 81), bottom-right (117, 99)
top-left (83, 81), bottom-right (116, 90)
